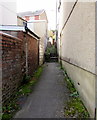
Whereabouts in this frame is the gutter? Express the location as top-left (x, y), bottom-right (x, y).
top-left (25, 27), bottom-right (40, 40)
top-left (27, 20), bottom-right (47, 23)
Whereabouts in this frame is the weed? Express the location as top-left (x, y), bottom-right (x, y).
top-left (2, 66), bottom-right (44, 120)
top-left (65, 77), bottom-right (76, 94)
top-left (22, 75), bottom-right (31, 84)
top-left (33, 66), bottom-right (43, 79)
top-left (64, 97), bottom-right (90, 118)
top-left (2, 100), bottom-right (19, 120)
top-left (60, 61), bottom-right (63, 69)
top-left (61, 64), bottom-right (90, 118)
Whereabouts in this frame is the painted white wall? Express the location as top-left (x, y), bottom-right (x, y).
top-left (58, 0), bottom-right (96, 117)
top-left (27, 20), bottom-right (48, 65)
top-left (61, 1), bottom-right (95, 74)
top-left (33, 21), bottom-right (48, 65)
top-left (57, 1), bottom-right (75, 59)
top-left (0, 0), bottom-right (17, 25)
top-left (27, 23), bottom-right (34, 32)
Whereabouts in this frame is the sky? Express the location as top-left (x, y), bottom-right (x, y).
top-left (17, 0), bottom-right (57, 30)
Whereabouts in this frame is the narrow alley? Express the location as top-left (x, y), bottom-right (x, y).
top-left (15, 63), bottom-right (70, 118)
top-left (0, 0), bottom-right (96, 119)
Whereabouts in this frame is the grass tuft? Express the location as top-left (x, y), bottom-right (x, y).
top-left (64, 97), bottom-right (90, 118)
top-left (61, 65), bottom-right (90, 118)
top-left (2, 66), bottom-right (44, 120)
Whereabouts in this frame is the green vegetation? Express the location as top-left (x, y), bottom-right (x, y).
top-left (64, 71), bottom-right (77, 94)
top-left (62, 68), bottom-right (90, 118)
top-left (33, 66), bottom-right (43, 79)
top-left (17, 66), bottom-right (43, 96)
top-left (2, 66), bottom-right (44, 120)
top-left (45, 45), bottom-right (57, 55)
top-left (65, 98), bottom-right (89, 118)
top-left (45, 45), bottom-right (57, 62)
top-left (2, 100), bottom-right (19, 120)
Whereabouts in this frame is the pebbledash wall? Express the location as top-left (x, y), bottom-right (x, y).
top-left (0, 30), bottom-right (39, 104)
top-left (58, 0), bottom-right (96, 118)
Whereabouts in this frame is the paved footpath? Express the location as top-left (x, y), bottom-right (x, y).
top-left (15, 63), bottom-right (70, 118)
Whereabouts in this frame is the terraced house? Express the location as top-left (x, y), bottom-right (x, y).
top-left (18, 10), bottom-right (48, 65)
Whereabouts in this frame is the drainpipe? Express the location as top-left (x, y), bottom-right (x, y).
top-left (24, 22), bottom-right (28, 76)
top-left (25, 39), bottom-right (28, 76)
top-left (24, 22), bottom-right (40, 75)
top-left (56, 0), bottom-right (58, 42)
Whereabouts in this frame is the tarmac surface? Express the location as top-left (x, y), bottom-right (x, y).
top-left (15, 63), bottom-right (70, 118)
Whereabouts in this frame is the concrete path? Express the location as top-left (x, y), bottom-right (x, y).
top-left (15, 63), bottom-right (70, 118)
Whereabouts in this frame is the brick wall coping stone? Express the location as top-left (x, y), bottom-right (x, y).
top-left (0, 25), bottom-right (25, 31)
top-left (0, 31), bottom-right (22, 41)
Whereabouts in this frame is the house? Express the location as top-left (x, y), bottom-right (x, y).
top-left (0, 0), bottom-right (17, 25)
top-left (18, 9), bottom-right (48, 21)
top-left (18, 9), bottom-right (48, 65)
top-left (57, 0), bottom-right (96, 118)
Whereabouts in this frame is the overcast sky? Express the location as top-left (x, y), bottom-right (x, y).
top-left (17, 0), bottom-right (57, 30)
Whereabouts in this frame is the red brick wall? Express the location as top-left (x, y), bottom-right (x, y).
top-left (25, 16), bottom-right (30, 21)
top-left (35, 15), bottom-right (39, 20)
top-left (2, 30), bottom-right (39, 75)
top-left (12, 31), bottom-right (39, 75)
top-left (0, 31), bottom-right (39, 103)
top-left (26, 34), bottom-right (39, 75)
